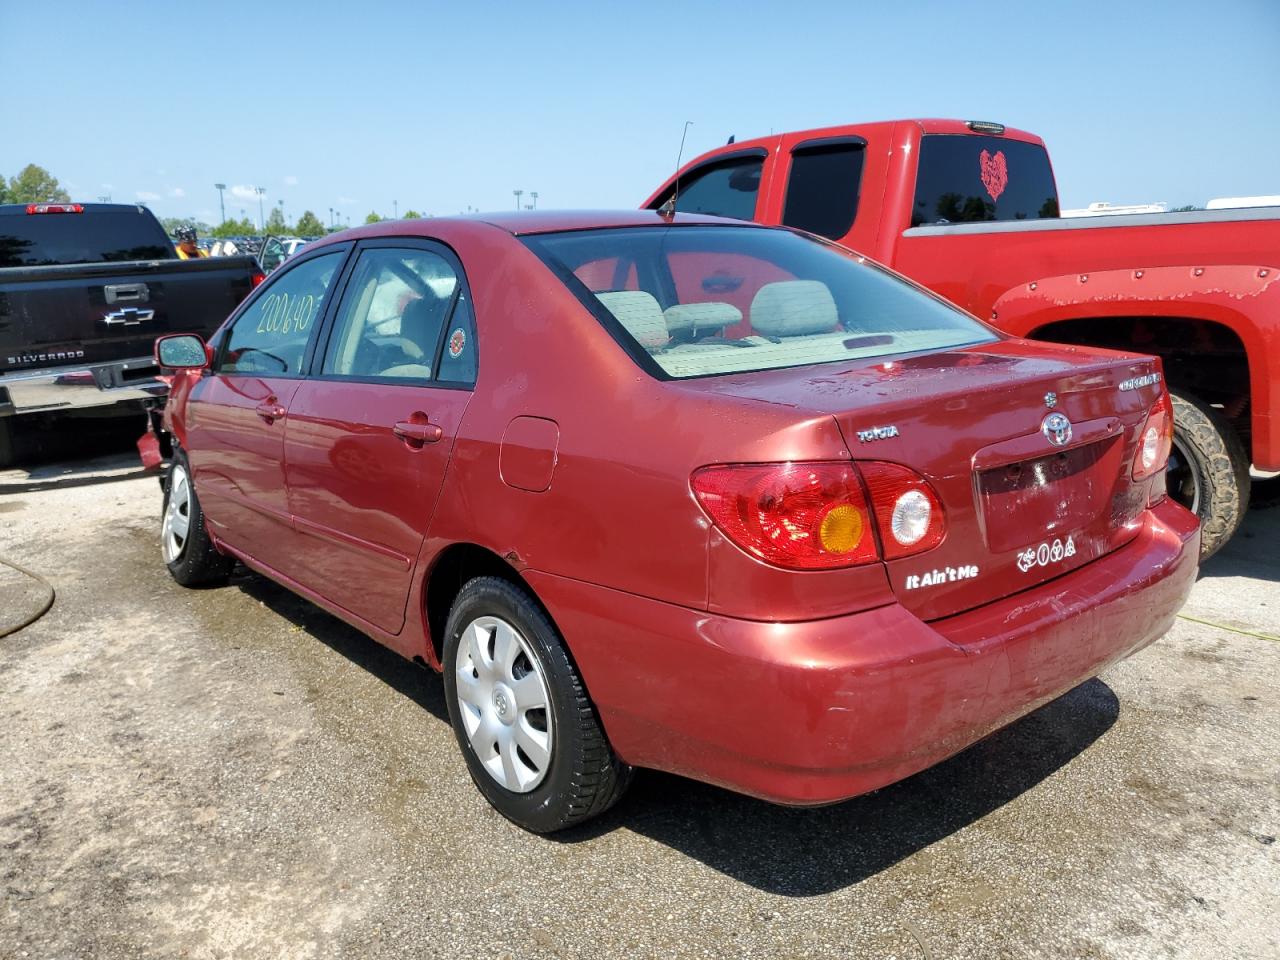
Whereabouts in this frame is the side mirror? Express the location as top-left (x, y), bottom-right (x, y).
top-left (156, 334), bottom-right (210, 370)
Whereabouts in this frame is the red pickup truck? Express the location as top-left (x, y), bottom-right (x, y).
top-left (644, 119), bottom-right (1280, 557)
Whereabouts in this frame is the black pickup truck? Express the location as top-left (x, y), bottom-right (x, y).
top-left (0, 202), bottom-right (261, 465)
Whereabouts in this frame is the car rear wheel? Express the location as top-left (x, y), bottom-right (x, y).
top-left (162, 451), bottom-right (234, 587)
top-left (442, 576), bottom-right (631, 833)
top-left (1167, 389), bottom-right (1251, 560)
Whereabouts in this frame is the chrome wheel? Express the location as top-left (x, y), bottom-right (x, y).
top-left (161, 464), bottom-right (192, 563)
top-left (454, 615), bottom-right (553, 793)
top-left (1167, 434), bottom-right (1202, 515)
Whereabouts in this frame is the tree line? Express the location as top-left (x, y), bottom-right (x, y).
top-left (2, 164), bottom-right (357, 238)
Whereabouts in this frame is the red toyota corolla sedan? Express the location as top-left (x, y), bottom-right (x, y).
top-left (154, 211), bottom-right (1199, 832)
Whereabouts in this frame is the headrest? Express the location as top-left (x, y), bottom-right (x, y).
top-left (597, 291), bottom-right (668, 350)
top-left (398, 294), bottom-right (445, 359)
top-left (749, 281), bottom-right (838, 337)
top-left (664, 302), bottom-right (742, 338)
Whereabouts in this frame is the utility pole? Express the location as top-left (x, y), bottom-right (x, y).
top-left (514, 189), bottom-right (522, 211)
top-left (214, 183), bottom-right (226, 224)
top-left (254, 187), bottom-right (266, 231)
top-left (530, 191), bottom-right (538, 210)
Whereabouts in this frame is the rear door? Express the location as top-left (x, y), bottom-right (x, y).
top-left (283, 240), bottom-right (478, 633)
top-left (183, 247), bottom-right (349, 571)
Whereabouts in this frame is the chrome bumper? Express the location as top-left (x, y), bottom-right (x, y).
top-left (0, 357), bottom-right (169, 416)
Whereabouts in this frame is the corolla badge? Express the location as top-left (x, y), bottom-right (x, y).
top-left (1042, 412), bottom-right (1072, 447)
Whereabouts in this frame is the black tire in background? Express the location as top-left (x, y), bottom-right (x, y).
top-left (1250, 475), bottom-right (1280, 510)
top-left (443, 576), bottom-right (631, 833)
top-left (1167, 389), bottom-right (1251, 559)
top-left (161, 449), bottom-right (234, 587)
top-left (0, 418), bottom-right (13, 469)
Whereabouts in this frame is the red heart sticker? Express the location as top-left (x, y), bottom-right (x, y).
top-left (980, 149), bottom-right (1008, 202)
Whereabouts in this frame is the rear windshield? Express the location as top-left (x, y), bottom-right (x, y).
top-left (0, 210), bottom-right (174, 267)
top-left (912, 135), bottom-right (1060, 227)
top-left (525, 225), bottom-right (996, 379)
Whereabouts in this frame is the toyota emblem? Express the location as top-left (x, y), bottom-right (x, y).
top-left (1042, 412), bottom-right (1073, 447)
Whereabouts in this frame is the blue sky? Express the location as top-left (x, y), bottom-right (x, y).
top-left (2, 0), bottom-right (1277, 224)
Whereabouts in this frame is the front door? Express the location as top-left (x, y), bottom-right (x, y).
top-left (185, 248), bottom-right (348, 572)
top-left (283, 242), bottom-right (478, 633)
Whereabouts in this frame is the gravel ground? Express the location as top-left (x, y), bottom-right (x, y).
top-left (1, 451), bottom-right (1277, 960)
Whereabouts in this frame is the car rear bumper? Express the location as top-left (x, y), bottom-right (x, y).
top-left (525, 498), bottom-right (1200, 805)
top-left (0, 356), bottom-right (167, 416)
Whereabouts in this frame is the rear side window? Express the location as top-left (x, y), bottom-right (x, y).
top-left (653, 155), bottom-right (764, 221)
top-left (0, 210), bottom-right (173, 267)
top-left (217, 251), bottom-right (343, 375)
top-left (911, 135), bottom-right (1060, 227)
top-left (321, 247), bottom-right (474, 385)
top-left (782, 141), bottom-right (865, 240)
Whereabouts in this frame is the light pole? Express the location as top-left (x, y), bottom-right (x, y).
top-left (530, 191), bottom-right (538, 210)
top-left (214, 183), bottom-right (226, 224)
top-left (393, 199), bottom-right (398, 219)
top-left (329, 207), bottom-right (334, 228)
top-left (254, 187), bottom-right (266, 231)
top-left (514, 189), bottom-right (522, 211)
top-left (277, 199), bottom-right (286, 230)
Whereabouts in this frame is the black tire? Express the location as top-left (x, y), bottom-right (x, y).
top-left (161, 449), bottom-right (234, 587)
top-left (1167, 389), bottom-right (1251, 559)
top-left (0, 418), bottom-right (13, 469)
top-left (1251, 475), bottom-right (1280, 510)
top-left (442, 576), bottom-right (631, 833)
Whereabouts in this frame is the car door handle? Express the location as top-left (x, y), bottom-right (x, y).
top-left (393, 420), bottom-right (443, 445)
top-left (255, 399), bottom-right (286, 423)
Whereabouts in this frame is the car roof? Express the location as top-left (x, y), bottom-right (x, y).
top-left (304, 210), bottom-right (752, 252)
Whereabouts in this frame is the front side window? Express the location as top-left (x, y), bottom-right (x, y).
top-left (321, 248), bottom-right (464, 382)
top-left (217, 250), bottom-right (343, 375)
top-left (526, 225), bottom-right (996, 379)
top-left (782, 141), bottom-right (865, 240)
top-left (911, 135), bottom-right (1060, 227)
top-left (650, 155), bottom-right (764, 221)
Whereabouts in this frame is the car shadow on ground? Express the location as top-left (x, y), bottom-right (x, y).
top-left (233, 570), bottom-right (449, 723)
top-left (554, 678), bottom-right (1119, 895)
top-left (231, 567), bottom-right (1118, 896)
top-left (1198, 504), bottom-right (1280, 584)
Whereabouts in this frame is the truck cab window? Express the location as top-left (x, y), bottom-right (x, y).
top-left (911, 135), bottom-right (1060, 227)
top-left (782, 142), bottom-right (865, 240)
top-left (654, 155), bottom-right (763, 221)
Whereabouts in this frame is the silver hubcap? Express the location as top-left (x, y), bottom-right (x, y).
top-left (162, 465), bottom-right (192, 563)
top-left (455, 615), bottom-right (553, 793)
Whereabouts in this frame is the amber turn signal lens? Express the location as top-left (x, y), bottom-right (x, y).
top-left (818, 503), bottom-right (864, 554)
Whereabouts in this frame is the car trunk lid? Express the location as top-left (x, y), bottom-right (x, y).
top-left (680, 340), bottom-right (1164, 620)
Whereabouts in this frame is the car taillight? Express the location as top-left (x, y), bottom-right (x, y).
top-left (1133, 391), bottom-right (1174, 481)
top-left (691, 460), bottom-right (946, 570)
top-left (250, 271), bottom-right (266, 288)
top-left (692, 461), bottom-right (877, 569)
top-left (26, 203), bottom-right (83, 214)
top-left (859, 462), bottom-right (947, 559)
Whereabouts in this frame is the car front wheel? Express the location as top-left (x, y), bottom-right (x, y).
top-left (442, 576), bottom-right (631, 833)
top-left (162, 450), bottom-right (234, 587)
